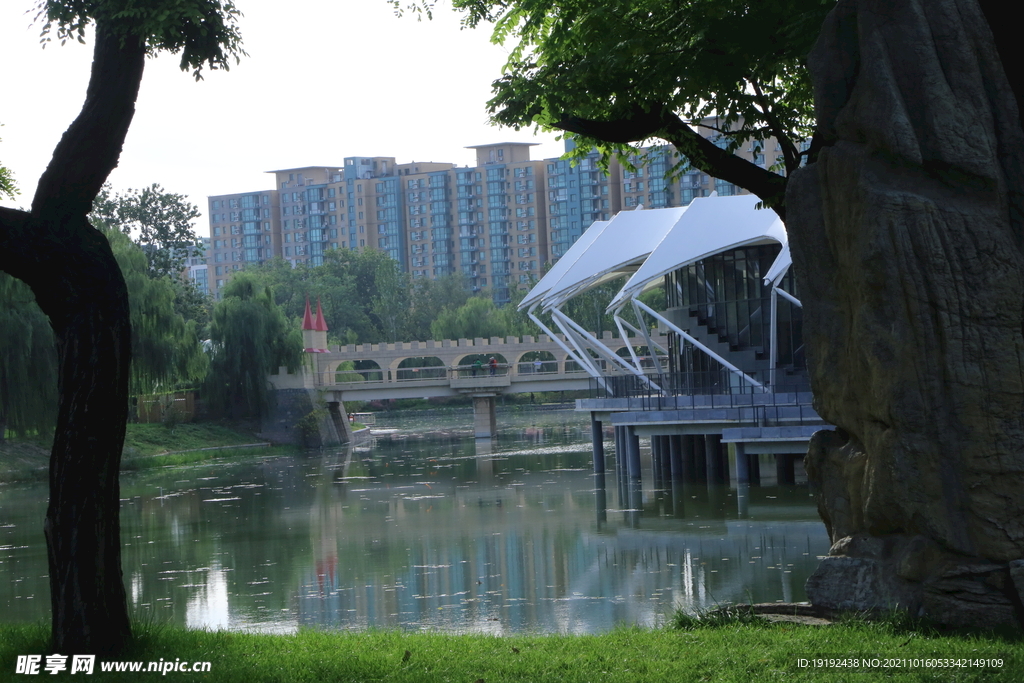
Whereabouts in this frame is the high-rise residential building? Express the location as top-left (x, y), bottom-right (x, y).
top-left (204, 130), bottom-right (781, 300)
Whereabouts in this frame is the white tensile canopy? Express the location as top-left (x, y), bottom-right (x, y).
top-left (607, 194), bottom-right (787, 313)
top-left (519, 206), bottom-right (687, 313)
top-left (518, 219), bottom-right (611, 311)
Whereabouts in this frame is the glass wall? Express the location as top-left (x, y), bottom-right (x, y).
top-left (664, 244), bottom-right (804, 381)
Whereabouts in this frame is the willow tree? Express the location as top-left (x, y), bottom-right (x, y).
top-left (0, 0), bottom-right (243, 653)
top-left (0, 230), bottom-right (206, 443)
top-left (103, 226), bottom-right (209, 396)
top-left (205, 273), bottom-right (302, 420)
top-left (0, 274), bottom-right (57, 440)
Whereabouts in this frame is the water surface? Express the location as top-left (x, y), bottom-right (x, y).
top-left (0, 408), bottom-right (830, 633)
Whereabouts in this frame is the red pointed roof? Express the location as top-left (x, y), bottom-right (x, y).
top-left (302, 296), bottom-right (314, 331)
top-left (315, 297), bottom-right (329, 332)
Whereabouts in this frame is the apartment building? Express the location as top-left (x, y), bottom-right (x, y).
top-left (205, 130), bottom-right (780, 300)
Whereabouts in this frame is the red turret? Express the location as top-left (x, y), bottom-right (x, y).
top-left (302, 296), bottom-right (315, 331)
top-left (315, 297), bottom-right (329, 332)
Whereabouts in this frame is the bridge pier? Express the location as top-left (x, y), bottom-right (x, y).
top-left (472, 395), bottom-right (497, 438)
top-left (590, 413), bottom-right (605, 475)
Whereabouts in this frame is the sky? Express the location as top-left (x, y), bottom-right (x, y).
top-left (0, 0), bottom-right (565, 235)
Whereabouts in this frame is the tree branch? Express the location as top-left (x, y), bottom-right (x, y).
top-left (31, 20), bottom-right (146, 222)
top-left (748, 77), bottom-right (801, 175)
top-left (553, 105), bottom-right (788, 219)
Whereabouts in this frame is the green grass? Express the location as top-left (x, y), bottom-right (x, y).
top-left (121, 422), bottom-right (264, 457)
top-left (1, 615), bottom-right (1020, 682)
top-left (1, 422), bottom-right (278, 482)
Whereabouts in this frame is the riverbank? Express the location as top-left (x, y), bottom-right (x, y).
top-left (0, 422), bottom-right (278, 481)
top-left (1, 613), bottom-right (1019, 682)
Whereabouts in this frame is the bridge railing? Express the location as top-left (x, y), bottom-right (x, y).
top-left (591, 368), bottom-right (811, 401)
top-left (515, 361), bottom-right (560, 375)
top-left (449, 363), bottom-right (511, 379)
top-left (395, 366), bottom-right (447, 381)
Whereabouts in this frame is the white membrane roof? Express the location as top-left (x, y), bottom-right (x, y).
top-left (607, 195), bottom-right (786, 311)
top-left (519, 219), bottom-right (610, 310)
top-left (520, 206), bottom-right (687, 311)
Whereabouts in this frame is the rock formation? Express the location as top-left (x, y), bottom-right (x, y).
top-left (786, 0), bottom-right (1024, 627)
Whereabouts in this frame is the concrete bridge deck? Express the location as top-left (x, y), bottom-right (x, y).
top-left (268, 332), bottom-right (668, 439)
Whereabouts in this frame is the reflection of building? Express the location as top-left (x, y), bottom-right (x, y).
top-left (521, 195), bottom-right (823, 483)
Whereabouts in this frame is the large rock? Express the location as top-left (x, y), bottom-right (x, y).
top-left (787, 0), bottom-right (1024, 626)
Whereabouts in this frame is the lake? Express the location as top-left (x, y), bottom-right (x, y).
top-left (0, 408), bottom-right (830, 634)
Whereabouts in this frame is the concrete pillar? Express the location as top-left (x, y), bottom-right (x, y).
top-left (614, 426), bottom-right (624, 474)
top-left (668, 435), bottom-right (683, 481)
top-left (650, 435), bottom-right (663, 488)
top-left (590, 414), bottom-right (605, 474)
top-left (776, 453), bottom-right (796, 485)
top-left (734, 442), bottom-right (750, 484)
top-left (472, 395), bottom-right (497, 438)
top-left (595, 472), bottom-right (607, 527)
top-left (626, 426), bottom-right (641, 480)
top-left (705, 434), bottom-right (727, 485)
top-left (656, 436), bottom-right (672, 486)
top-left (327, 401), bottom-right (353, 443)
top-left (692, 434), bottom-right (708, 484)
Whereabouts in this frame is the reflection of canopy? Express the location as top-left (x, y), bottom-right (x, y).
top-left (607, 194), bottom-right (787, 312)
top-left (519, 207), bottom-right (686, 312)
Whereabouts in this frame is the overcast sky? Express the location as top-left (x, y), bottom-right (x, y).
top-left (0, 1), bottom-right (564, 234)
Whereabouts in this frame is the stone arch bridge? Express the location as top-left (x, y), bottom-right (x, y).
top-left (268, 332), bottom-right (667, 438)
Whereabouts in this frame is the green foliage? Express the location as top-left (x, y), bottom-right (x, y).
top-left (0, 124), bottom-right (18, 200)
top-left (0, 227), bottom-right (206, 438)
top-left (34, 0), bottom-right (246, 79)
top-left (430, 296), bottom-right (508, 340)
top-left (369, 254), bottom-right (411, 342)
top-left (103, 226), bottom-right (208, 395)
top-left (407, 272), bottom-right (472, 339)
top-left (0, 274), bottom-right (57, 439)
top-left (204, 273), bottom-right (302, 419)
top-left (471, 0), bottom-right (826, 163)
top-left (91, 183), bottom-right (203, 279)
top-left (396, 0), bottom-right (832, 208)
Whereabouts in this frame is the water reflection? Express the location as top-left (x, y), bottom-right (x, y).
top-left (0, 410), bottom-right (829, 634)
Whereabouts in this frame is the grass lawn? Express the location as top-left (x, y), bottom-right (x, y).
top-left (121, 422), bottom-right (265, 457)
top-left (1, 614), bottom-right (1020, 682)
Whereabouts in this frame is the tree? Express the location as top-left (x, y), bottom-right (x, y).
top-left (0, 0), bottom-right (243, 653)
top-left (408, 272), bottom-right (472, 339)
top-left (205, 273), bottom-right (302, 420)
top-left (398, 0), bottom-right (833, 218)
top-left (102, 226), bottom-right (208, 396)
top-left (430, 296), bottom-right (508, 340)
top-left (369, 251), bottom-right (411, 342)
top-left (0, 229), bottom-right (207, 443)
top-left (91, 182), bottom-right (203, 279)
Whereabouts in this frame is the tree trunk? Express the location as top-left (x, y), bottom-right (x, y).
top-left (43, 217), bottom-right (133, 654)
top-left (787, 0), bottom-right (1024, 627)
top-left (0, 21), bottom-right (145, 653)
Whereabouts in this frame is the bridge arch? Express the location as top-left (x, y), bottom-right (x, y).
top-left (326, 359), bottom-right (383, 383)
top-left (394, 356), bottom-right (446, 381)
top-left (514, 350), bottom-right (557, 375)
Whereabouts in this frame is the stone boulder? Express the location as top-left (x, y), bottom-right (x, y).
top-left (787, 0), bottom-right (1024, 627)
